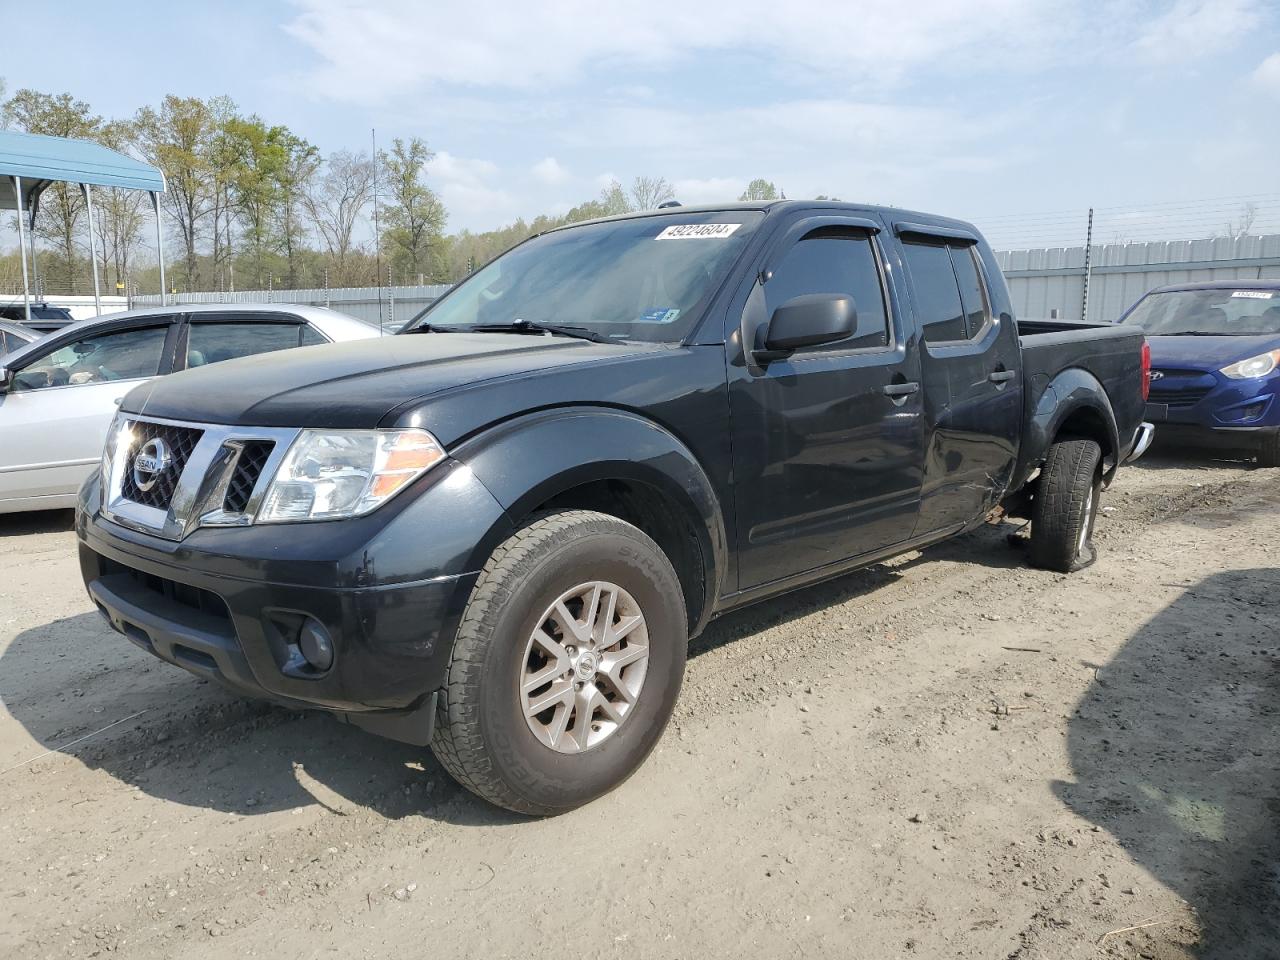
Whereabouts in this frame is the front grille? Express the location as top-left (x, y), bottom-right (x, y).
top-left (1150, 385), bottom-right (1213, 406)
top-left (120, 421), bottom-right (204, 510)
top-left (223, 441), bottom-right (275, 513)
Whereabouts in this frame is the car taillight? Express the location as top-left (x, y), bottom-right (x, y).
top-left (1141, 340), bottom-right (1151, 402)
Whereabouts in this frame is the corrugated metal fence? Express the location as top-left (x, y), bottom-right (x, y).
top-left (133, 284), bottom-right (452, 330)
top-left (996, 233), bottom-right (1280, 323)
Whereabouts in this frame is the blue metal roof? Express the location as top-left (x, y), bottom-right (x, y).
top-left (0, 130), bottom-right (164, 209)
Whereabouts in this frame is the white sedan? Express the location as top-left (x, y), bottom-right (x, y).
top-left (0, 303), bottom-right (380, 513)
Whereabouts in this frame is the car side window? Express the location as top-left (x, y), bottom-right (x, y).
top-left (901, 240), bottom-right (966, 344)
top-left (949, 245), bottom-right (990, 338)
top-left (902, 238), bottom-right (992, 345)
top-left (11, 325), bottom-right (169, 392)
top-left (765, 230), bottom-right (890, 352)
top-left (186, 321), bottom-right (311, 368)
top-left (299, 325), bottom-right (328, 346)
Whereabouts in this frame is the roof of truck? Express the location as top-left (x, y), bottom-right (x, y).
top-left (549, 199), bottom-right (981, 236)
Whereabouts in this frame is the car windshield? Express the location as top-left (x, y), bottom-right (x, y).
top-left (403, 211), bottom-right (764, 342)
top-left (1120, 289), bottom-right (1280, 335)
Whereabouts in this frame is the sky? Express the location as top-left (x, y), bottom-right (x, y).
top-left (9, 0), bottom-right (1280, 248)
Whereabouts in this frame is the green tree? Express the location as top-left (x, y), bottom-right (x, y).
top-left (222, 115), bottom-right (288, 288)
top-left (275, 132), bottom-right (320, 287)
top-left (379, 137), bottom-right (446, 281)
top-left (135, 96), bottom-right (220, 289)
top-left (738, 178), bottom-right (779, 201)
top-left (598, 179), bottom-right (633, 216)
top-left (3, 89), bottom-right (102, 291)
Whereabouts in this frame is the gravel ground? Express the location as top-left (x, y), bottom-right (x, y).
top-left (1, 453), bottom-right (1277, 959)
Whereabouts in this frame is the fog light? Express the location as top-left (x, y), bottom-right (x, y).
top-left (298, 619), bottom-right (334, 672)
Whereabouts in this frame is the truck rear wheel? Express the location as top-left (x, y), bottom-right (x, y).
top-left (1029, 438), bottom-right (1102, 573)
top-left (430, 510), bottom-right (687, 815)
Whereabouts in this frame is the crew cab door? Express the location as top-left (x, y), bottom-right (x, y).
top-left (727, 215), bottom-right (924, 591)
top-left (888, 222), bottom-right (1022, 535)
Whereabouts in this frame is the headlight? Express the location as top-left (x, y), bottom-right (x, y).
top-left (100, 413), bottom-right (132, 492)
top-left (1220, 350), bottom-right (1280, 380)
top-left (257, 428), bottom-right (446, 523)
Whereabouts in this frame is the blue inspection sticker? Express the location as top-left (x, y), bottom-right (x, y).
top-left (638, 308), bottom-right (681, 323)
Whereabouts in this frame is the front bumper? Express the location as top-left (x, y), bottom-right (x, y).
top-left (77, 459), bottom-right (512, 743)
top-left (1143, 421), bottom-right (1278, 453)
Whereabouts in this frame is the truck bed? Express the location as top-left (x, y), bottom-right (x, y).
top-left (1013, 319), bottom-right (1147, 487)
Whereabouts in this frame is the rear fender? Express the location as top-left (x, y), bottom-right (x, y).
top-left (1025, 368), bottom-right (1121, 485)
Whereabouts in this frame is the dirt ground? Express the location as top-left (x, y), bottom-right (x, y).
top-left (1, 453), bottom-right (1277, 960)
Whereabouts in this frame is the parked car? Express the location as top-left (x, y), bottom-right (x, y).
top-left (0, 319), bottom-right (42, 356)
top-left (0, 304), bottom-right (380, 513)
top-left (1117, 279), bottom-right (1280, 465)
top-left (0, 301), bottom-right (76, 331)
top-left (77, 201), bottom-right (1150, 814)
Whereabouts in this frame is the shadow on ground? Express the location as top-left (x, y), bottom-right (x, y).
top-left (1, 515), bottom-right (1025, 827)
top-left (1054, 569), bottom-right (1280, 958)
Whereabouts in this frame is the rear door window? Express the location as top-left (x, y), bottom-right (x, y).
top-left (902, 241), bottom-right (967, 344)
top-left (186, 321), bottom-right (314, 368)
top-left (948, 246), bottom-right (990, 339)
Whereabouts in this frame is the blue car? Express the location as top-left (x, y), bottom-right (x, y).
top-left (1117, 280), bottom-right (1280, 466)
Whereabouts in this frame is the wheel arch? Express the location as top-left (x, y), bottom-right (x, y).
top-left (1027, 368), bottom-right (1122, 485)
top-left (450, 407), bottom-right (727, 637)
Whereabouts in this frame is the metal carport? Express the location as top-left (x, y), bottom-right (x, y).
top-left (0, 130), bottom-right (167, 321)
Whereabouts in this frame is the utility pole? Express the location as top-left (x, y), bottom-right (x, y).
top-left (1081, 207), bottom-right (1094, 323)
top-left (372, 128), bottom-right (385, 335)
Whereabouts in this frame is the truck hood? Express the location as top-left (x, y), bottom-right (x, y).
top-left (123, 332), bottom-right (663, 428)
top-left (1148, 333), bottom-right (1280, 371)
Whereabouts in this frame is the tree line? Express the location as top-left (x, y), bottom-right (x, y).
top-left (2, 85), bottom-right (801, 295)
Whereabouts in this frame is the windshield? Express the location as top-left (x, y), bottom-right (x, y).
top-left (404, 211), bottom-right (763, 342)
top-left (1120, 289), bottom-right (1280, 336)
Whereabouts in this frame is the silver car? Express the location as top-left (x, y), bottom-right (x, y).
top-left (0, 303), bottom-right (380, 513)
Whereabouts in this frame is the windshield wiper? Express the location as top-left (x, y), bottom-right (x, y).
top-left (1158, 331), bottom-right (1231, 336)
top-left (468, 319), bottom-right (617, 344)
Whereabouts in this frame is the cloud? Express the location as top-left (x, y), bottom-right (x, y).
top-left (1131, 0), bottom-right (1265, 64)
top-left (672, 177), bottom-right (745, 205)
top-left (531, 157), bottom-right (569, 185)
top-left (424, 151), bottom-right (510, 227)
top-left (1252, 52), bottom-right (1280, 98)
top-left (284, 0), bottom-right (1071, 103)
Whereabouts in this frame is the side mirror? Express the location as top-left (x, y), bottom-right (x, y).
top-left (0, 367), bottom-right (11, 394)
top-left (754, 293), bottom-right (856, 362)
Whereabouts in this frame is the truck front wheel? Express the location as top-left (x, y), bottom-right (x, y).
top-left (1029, 438), bottom-right (1102, 573)
top-left (430, 510), bottom-right (687, 815)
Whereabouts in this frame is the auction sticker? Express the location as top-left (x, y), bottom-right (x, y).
top-left (655, 223), bottom-right (742, 240)
top-left (1230, 291), bottom-right (1274, 299)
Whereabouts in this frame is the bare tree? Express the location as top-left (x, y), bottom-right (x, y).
top-left (1221, 202), bottom-right (1259, 240)
top-left (305, 150), bottom-right (375, 284)
top-left (630, 175), bottom-right (675, 210)
top-left (93, 119), bottom-right (149, 294)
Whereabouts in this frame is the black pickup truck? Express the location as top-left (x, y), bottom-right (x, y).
top-left (76, 201), bottom-right (1151, 814)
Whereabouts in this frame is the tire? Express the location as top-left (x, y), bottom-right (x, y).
top-left (1029, 438), bottom-right (1103, 573)
top-left (430, 510), bottom-right (687, 815)
top-left (1258, 431), bottom-right (1280, 468)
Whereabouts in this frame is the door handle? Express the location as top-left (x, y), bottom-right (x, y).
top-left (988, 370), bottom-right (1016, 384)
top-left (882, 381), bottom-right (920, 397)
